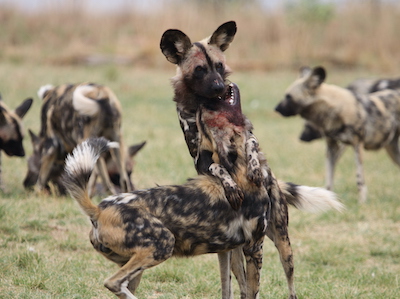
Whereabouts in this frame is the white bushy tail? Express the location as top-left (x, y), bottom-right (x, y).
top-left (278, 181), bottom-right (344, 213)
top-left (63, 138), bottom-right (119, 219)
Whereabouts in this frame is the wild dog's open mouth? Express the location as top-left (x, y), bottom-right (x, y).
top-left (218, 83), bottom-right (239, 106)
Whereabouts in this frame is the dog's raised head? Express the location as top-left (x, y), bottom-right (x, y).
top-left (160, 21), bottom-right (237, 108)
top-left (275, 66), bottom-right (326, 117)
top-left (0, 95), bottom-right (33, 157)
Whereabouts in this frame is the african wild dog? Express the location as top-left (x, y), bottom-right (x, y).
top-left (275, 66), bottom-right (400, 202)
top-left (24, 83), bottom-right (130, 194)
top-left (0, 95), bottom-right (33, 188)
top-left (63, 136), bottom-right (270, 299)
top-left (24, 128), bottom-right (146, 195)
top-left (161, 23), bottom-right (343, 299)
top-left (300, 75), bottom-right (400, 142)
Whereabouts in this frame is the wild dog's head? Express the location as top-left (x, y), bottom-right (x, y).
top-left (275, 66), bottom-right (326, 117)
top-left (0, 95), bottom-right (33, 157)
top-left (23, 129), bottom-right (66, 192)
top-left (160, 21), bottom-right (237, 108)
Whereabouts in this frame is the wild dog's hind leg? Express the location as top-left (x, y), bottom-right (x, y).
top-left (266, 190), bottom-right (297, 299)
top-left (104, 250), bottom-right (156, 299)
top-left (385, 131), bottom-right (400, 166)
top-left (325, 138), bottom-right (346, 191)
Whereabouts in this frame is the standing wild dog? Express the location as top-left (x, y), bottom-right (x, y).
top-left (275, 66), bottom-right (400, 202)
top-left (161, 23), bottom-right (343, 299)
top-left (24, 83), bottom-right (130, 194)
top-left (63, 136), bottom-right (270, 299)
top-left (0, 95), bottom-right (33, 189)
top-left (300, 75), bottom-right (400, 142)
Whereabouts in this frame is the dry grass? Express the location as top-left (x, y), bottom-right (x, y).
top-left (1, 1), bottom-right (400, 72)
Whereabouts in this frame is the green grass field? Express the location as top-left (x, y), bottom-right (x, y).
top-left (0, 62), bottom-right (399, 298)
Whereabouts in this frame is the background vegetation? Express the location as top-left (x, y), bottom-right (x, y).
top-left (0, 0), bottom-right (399, 298)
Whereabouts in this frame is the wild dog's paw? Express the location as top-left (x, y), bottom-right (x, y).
top-left (224, 185), bottom-right (244, 210)
top-left (247, 166), bottom-right (264, 187)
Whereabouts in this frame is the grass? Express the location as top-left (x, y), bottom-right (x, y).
top-left (0, 61), bottom-right (399, 298)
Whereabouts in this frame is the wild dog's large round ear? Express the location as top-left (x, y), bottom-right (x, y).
top-left (305, 66), bottom-right (326, 89)
top-left (15, 98), bottom-right (33, 118)
top-left (209, 21), bottom-right (237, 52)
top-left (160, 29), bottom-right (192, 64)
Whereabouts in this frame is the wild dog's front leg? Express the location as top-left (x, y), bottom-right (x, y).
top-left (209, 163), bottom-right (243, 210)
top-left (218, 251), bottom-right (233, 299)
top-left (325, 138), bottom-right (346, 191)
top-left (245, 133), bottom-right (264, 187)
top-left (353, 143), bottom-right (367, 202)
top-left (230, 246), bottom-right (247, 299)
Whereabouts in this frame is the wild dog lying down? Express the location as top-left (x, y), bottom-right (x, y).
top-left (300, 74), bottom-right (400, 142)
top-left (275, 66), bottom-right (400, 202)
top-left (0, 95), bottom-right (33, 188)
top-left (24, 83), bottom-right (131, 194)
top-left (161, 23), bottom-right (343, 299)
top-left (23, 128), bottom-right (145, 195)
top-left (64, 137), bottom-right (270, 298)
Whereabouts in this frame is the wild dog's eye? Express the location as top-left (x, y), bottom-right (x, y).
top-left (285, 94), bottom-right (293, 102)
top-left (194, 65), bottom-right (206, 78)
top-left (215, 62), bottom-right (224, 72)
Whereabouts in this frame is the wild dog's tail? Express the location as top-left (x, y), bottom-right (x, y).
top-left (278, 181), bottom-right (344, 213)
top-left (37, 84), bottom-right (54, 100)
top-left (64, 137), bottom-right (119, 219)
top-left (72, 84), bottom-right (102, 116)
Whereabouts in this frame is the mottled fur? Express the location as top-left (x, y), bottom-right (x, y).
top-left (300, 75), bottom-right (400, 142)
top-left (24, 128), bottom-right (145, 195)
top-left (63, 137), bottom-right (269, 299)
top-left (275, 66), bottom-right (400, 202)
top-left (24, 83), bottom-right (130, 194)
top-left (161, 25), bottom-right (342, 299)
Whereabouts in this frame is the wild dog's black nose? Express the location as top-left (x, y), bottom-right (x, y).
top-left (212, 79), bottom-right (225, 94)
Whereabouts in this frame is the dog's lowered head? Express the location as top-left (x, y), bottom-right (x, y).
top-left (0, 95), bottom-right (33, 157)
top-left (160, 21), bottom-right (237, 110)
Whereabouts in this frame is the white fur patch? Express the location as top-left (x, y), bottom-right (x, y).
top-left (37, 84), bottom-right (54, 99)
top-left (120, 280), bottom-right (138, 299)
top-left (295, 186), bottom-right (344, 213)
top-left (72, 85), bottom-right (99, 116)
top-left (377, 80), bottom-right (389, 90)
top-left (65, 141), bottom-right (99, 176)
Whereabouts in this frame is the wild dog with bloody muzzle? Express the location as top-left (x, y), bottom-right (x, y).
top-left (23, 83), bottom-right (131, 195)
top-left (161, 24), bottom-right (343, 298)
top-left (275, 66), bottom-right (400, 202)
top-left (0, 95), bottom-right (33, 189)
